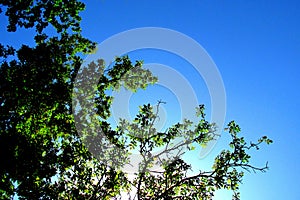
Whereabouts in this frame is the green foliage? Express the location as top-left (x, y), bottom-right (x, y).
top-left (0, 1), bottom-right (272, 200)
top-left (1, 0), bottom-right (84, 34)
top-left (116, 104), bottom-right (272, 200)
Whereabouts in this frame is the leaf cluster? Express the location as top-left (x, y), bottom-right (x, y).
top-left (116, 104), bottom-right (272, 200)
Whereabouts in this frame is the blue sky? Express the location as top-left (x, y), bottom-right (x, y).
top-left (1, 0), bottom-right (300, 199)
top-left (79, 1), bottom-right (300, 199)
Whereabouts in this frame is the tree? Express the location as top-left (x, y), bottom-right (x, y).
top-left (0, 1), bottom-right (272, 199)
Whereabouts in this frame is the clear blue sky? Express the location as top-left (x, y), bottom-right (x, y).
top-left (80, 1), bottom-right (300, 199)
top-left (79, 1), bottom-right (300, 199)
top-left (2, 0), bottom-right (300, 199)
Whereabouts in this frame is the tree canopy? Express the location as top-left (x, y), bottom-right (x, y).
top-left (0, 1), bottom-right (272, 199)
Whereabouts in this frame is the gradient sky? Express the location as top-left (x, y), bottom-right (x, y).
top-left (2, 0), bottom-right (300, 200)
top-left (79, 1), bottom-right (300, 199)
